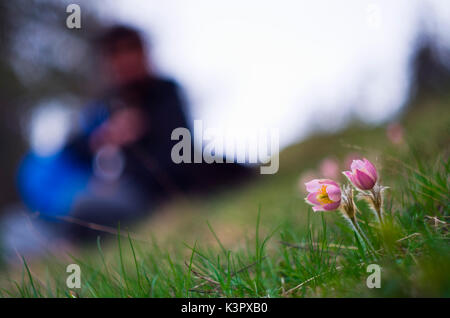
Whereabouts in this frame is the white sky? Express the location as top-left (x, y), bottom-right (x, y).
top-left (81, 0), bottom-right (450, 151)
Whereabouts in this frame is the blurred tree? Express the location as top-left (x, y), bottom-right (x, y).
top-left (410, 35), bottom-right (450, 100)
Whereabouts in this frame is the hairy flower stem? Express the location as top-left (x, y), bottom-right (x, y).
top-left (348, 215), bottom-right (377, 257)
top-left (369, 186), bottom-right (384, 224)
top-left (340, 184), bottom-right (377, 257)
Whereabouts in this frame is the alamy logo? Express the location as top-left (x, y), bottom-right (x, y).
top-left (366, 264), bottom-right (381, 288)
top-left (66, 264), bottom-right (81, 289)
top-left (171, 120), bottom-right (279, 174)
top-left (66, 4), bottom-right (81, 29)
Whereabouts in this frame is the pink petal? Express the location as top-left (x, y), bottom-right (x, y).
top-left (312, 205), bottom-right (326, 212)
top-left (363, 158), bottom-right (378, 181)
top-left (343, 171), bottom-right (356, 184)
top-left (319, 179), bottom-right (339, 188)
top-left (326, 184), bottom-right (341, 202)
top-left (350, 159), bottom-right (365, 171)
top-left (306, 192), bottom-right (320, 205)
top-left (355, 169), bottom-right (376, 190)
top-left (323, 200), bottom-right (341, 211)
top-left (305, 179), bottom-right (321, 192)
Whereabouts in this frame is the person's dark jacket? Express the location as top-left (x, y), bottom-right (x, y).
top-left (67, 76), bottom-right (253, 203)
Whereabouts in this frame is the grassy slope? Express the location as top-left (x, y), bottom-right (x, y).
top-left (0, 92), bottom-right (449, 297)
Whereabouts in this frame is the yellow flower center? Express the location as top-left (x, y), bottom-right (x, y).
top-left (316, 185), bottom-right (333, 205)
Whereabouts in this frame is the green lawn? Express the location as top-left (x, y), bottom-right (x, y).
top-left (1, 92), bottom-right (449, 297)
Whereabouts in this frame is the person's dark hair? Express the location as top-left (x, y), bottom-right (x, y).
top-left (97, 25), bottom-right (145, 54)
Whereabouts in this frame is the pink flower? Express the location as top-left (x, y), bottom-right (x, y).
top-left (319, 157), bottom-right (340, 179)
top-left (305, 179), bottom-right (341, 211)
top-left (386, 122), bottom-right (404, 145)
top-left (343, 158), bottom-right (378, 190)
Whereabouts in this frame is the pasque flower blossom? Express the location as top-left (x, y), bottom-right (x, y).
top-left (343, 157), bottom-right (386, 223)
top-left (305, 179), bottom-right (341, 211)
top-left (302, 156), bottom-right (384, 255)
top-left (304, 178), bottom-right (376, 255)
top-left (343, 158), bottom-right (378, 190)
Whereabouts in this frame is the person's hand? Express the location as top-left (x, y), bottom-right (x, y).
top-left (90, 107), bottom-right (148, 150)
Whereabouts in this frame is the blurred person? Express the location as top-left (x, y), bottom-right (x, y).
top-left (11, 25), bottom-right (253, 247)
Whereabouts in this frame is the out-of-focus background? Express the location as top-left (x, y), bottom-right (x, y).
top-left (0, 1), bottom-right (450, 298)
top-left (1, 0), bottom-right (450, 206)
top-left (0, 0), bottom-right (449, 254)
